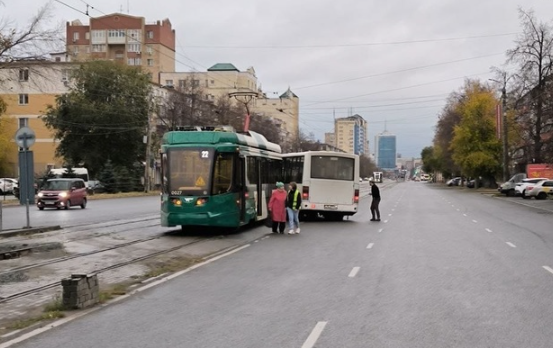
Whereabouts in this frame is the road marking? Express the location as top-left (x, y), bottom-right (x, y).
top-left (485, 228), bottom-right (492, 233)
top-left (388, 213), bottom-right (392, 216)
top-left (302, 321), bottom-right (328, 348)
top-left (456, 209), bottom-right (460, 211)
top-left (378, 228), bottom-right (383, 233)
top-left (384, 220), bottom-right (388, 223)
top-left (463, 214), bottom-right (467, 217)
top-left (543, 266), bottom-right (553, 275)
top-left (348, 267), bottom-right (360, 278)
top-left (472, 220), bottom-right (478, 223)
top-left (392, 209), bottom-right (395, 211)
top-left (367, 243), bottom-right (374, 249)
top-left (506, 242), bottom-right (516, 248)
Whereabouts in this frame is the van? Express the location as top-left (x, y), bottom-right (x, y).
top-left (498, 173), bottom-right (527, 196)
top-left (36, 178), bottom-right (88, 210)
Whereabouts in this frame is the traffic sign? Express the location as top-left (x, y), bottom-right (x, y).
top-left (14, 127), bottom-right (36, 149)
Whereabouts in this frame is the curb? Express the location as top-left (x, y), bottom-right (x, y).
top-left (0, 226), bottom-right (62, 239)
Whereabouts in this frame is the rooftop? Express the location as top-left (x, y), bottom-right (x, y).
top-left (207, 63), bottom-right (240, 72)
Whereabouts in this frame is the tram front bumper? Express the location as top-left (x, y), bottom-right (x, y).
top-left (162, 210), bottom-right (240, 228)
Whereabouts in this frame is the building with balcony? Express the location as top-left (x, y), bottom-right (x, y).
top-left (334, 114), bottom-right (369, 156)
top-left (65, 13), bottom-right (176, 82)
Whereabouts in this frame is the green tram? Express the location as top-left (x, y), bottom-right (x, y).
top-left (160, 126), bottom-right (282, 230)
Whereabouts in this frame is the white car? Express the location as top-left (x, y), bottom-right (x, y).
top-left (0, 178), bottom-right (18, 195)
top-left (525, 179), bottom-right (553, 199)
top-left (516, 177), bottom-right (549, 198)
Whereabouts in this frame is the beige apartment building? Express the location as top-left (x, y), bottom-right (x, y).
top-left (159, 64), bottom-right (299, 142)
top-left (0, 61), bottom-right (72, 175)
top-left (334, 114), bottom-right (369, 156)
top-left (65, 13), bottom-right (176, 82)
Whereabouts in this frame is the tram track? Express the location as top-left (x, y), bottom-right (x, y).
top-left (0, 236), bottom-right (213, 304)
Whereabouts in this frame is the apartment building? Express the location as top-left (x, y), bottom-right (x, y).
top-left (65, 13), bottom-right (176, 82)
top-left (159, 64), bottom-right (300, 142)
top-left (0, 61), bottom-right (72, 175)
top-left (334, 114), bottom-right (369, 155)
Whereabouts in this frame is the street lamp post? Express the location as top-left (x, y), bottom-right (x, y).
top-left (229, 91), bottom-right (258, 132)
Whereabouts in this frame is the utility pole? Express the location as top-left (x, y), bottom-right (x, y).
top-left (501, 80), bottom-right (509, 182)
top-left (144, 114), bottom-right (152, 193)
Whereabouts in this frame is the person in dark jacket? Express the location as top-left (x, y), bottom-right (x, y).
top-left (369, 179), bottom-right (381, 221)
top-left (285, 182), bottom-right (302, 234)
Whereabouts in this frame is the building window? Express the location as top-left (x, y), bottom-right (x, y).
top-left (73, 31), bottom-right (79, 41)
top-left (192, 80), bottom-right (199, 87)
top-left (146, 45), bottom-right (153, 55)
top-left (128, 43), bottom-right (141, 53)
top-left (19, 69), bottom-right (29, 82)
top-left (165, 80), bottom-right (174, 86)
top-left (147, 31), bottom-right (154, 39)
top-left (127, 29), bottom-right (141, 42)
top-left (91, 30), bottom-right (106, 43)
top-left (85, 32), bottom-right (90, 40)
top-left (178, 80), bottom-right (186, 89)
top-left (211, 80), bottom-right (215, 84)
top-left (108, 29), bottom-right (126, 38)
top-left (147, 59), bottom-right (154, 66)
top-left (19, 117), bottom-right (28, 128)
top-left (127, 58), bottom-right (141, 66)
top-left (92, 44), bottom-right (106, 52)
top-left (18, 94), bottom-right (29, 105)
top-left (73, 46), bottom-right (79, 54)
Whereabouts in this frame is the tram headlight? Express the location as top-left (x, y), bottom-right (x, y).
top-left (196, 197), bottom-right (208, 206)
top-left (171, 198), bottom-right (182, 206)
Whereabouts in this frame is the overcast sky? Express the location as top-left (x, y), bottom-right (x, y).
top-left (6, 0), bottom-right (553, 158)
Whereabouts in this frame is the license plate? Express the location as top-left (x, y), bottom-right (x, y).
top-left (324, 205), bottom-right (338, 210)
top-left (45, 202), bottom-right (55, 205)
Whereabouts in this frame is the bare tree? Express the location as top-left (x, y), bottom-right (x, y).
top-left (507, 8), bottom-right (553, 164)
top-left (0, 1), bottom-right (63, 62)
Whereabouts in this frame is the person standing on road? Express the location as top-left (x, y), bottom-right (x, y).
top-left (369, 179), bottom-right (381, 222)
top-left (268, 182), bottom-right (287, 234)
top-left (286, 182), bottom-right (302, 234)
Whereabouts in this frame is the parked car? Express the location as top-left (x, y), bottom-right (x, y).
top-left (515, 177), bottom-right (549, 198)
top-left (36, 178), bottom-right (87, 210)
top-left (498, 173), bottom-right (527, 196)
top-left (446, 177), bottom-right (462, 186)
top-left (524, 179), bottom-right (553, 200)
top-left (0, 178), bottom-right (17, 195)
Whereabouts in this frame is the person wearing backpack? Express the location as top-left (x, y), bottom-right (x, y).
top-left (286, 182), bottom-right (302, 234)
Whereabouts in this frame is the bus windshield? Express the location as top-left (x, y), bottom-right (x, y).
top-left (311, 156), bottom-right (355, 181)
top-left (168, 148), bottom-right (213, 196)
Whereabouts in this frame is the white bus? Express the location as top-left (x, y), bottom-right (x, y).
top-left (49, 168), bottom-right (90, 188)
top-left (281, 151), bottom-right (360, 221)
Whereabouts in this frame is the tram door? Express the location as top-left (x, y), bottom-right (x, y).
top-left (236, 155), bottom-right (246, 222)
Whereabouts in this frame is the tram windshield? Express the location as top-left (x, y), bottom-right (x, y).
top-left (168, 148), bottom-right (213, 196)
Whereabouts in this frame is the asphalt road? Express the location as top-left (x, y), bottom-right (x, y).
top-left (6, 182), bottom-right (553, 348)
top-left (0, 196), bottom-right (161, 231)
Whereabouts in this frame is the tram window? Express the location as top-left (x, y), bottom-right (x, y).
top-left (247, 157), bottom-right (258, 185)
top-left (212, 153), bottom-right (234, 195)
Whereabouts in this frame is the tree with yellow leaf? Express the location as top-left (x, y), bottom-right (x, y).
top-left (0, 96), bottom-right (17, 175)
top-left (450, 80), bottom-right (502, 186)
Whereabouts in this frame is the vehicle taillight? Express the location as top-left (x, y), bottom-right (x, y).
top-left (302, 186), bottom-right (309, 200)
top-left (527, 186), bottom-right (534, 191)
top-left (354, 189), bottom-right (359, 203)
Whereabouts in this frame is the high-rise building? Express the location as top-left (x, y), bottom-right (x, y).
top-left (374, 130), bottom-right (397, 170)
top-left (334, 114), bottom-right (368, 155)
top-left (65, 13), bottom-right (176, 82)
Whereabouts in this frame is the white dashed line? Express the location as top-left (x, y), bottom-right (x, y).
top-left (506, 242), bottom-right (516, 248)
top-left (348, 267), bottom-right (360, 278)
top-left (543, 266), bottom-right (553, 275)
top-left (388, 213), bottom-right (392, 216)
top-left (485, 228), bottom-right (492, 233)
top-left (378, 228), bottom-right (383, 233)
top-left (301, 321), bottom-right (328, 348)
top-left (472, 220), bottom-right (478, 223)
top-left (456, 209), bottom-right (460, 211)
top-left (366, 243), bottom-right (374, 249)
